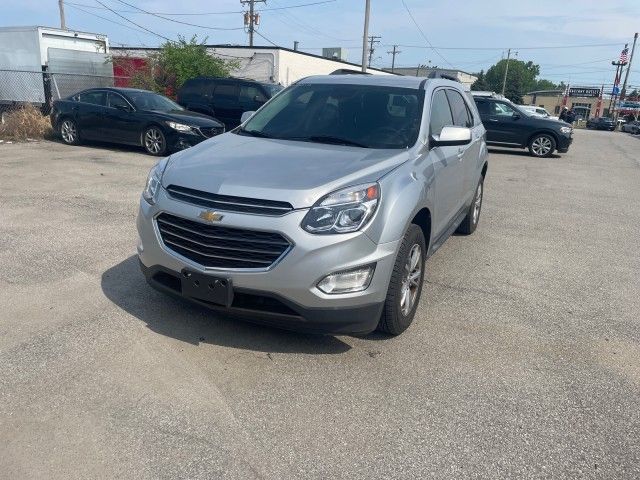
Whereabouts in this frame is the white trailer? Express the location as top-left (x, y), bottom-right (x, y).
top-left (0, 26), bottom-right (110, 108)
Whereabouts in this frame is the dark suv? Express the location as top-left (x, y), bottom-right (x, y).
top-left (586, 117), bottom-right (616, 131)
top-left (472, 93), bottom-right (573, 157)
top-left (177, 77), bottom-right (283, 129)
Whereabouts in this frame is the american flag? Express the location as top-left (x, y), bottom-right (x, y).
top-left (620, 45), bottom-right (629, 64)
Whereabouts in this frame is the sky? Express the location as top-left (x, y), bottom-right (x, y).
top-left (3, 0), bottom-right (639, 89)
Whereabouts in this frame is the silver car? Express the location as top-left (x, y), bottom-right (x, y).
top-left (137, 75), bottom-right (488, 335)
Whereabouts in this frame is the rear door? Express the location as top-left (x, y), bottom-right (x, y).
top-left (103, 92), bottom-right (140, 144)
top-left (76, 90), bottom-right (107, 140)
top-left (211, 81), bottom-right (241, 129)
top-left (179, 79), bottom-right (216, 116)
top-left (429, 88), bottom-right (465, 238)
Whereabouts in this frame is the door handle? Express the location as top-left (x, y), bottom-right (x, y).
top-left (488, 118), bottom-right (499, 122)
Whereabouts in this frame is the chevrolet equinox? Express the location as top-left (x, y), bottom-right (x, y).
top-left (137, 75), bottom-right (489, 335)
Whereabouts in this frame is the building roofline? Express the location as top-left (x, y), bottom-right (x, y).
top-left (111, 44), bottom-right (397, 75)
top-left (388, 66), bottom-right (476, 77)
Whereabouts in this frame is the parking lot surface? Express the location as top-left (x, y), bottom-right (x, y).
top-left (1, 131), bottom-right (639, 479)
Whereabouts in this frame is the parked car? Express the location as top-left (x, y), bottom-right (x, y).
top-left (621, 120), bottom-right (640, 134)
top-left (586, 117), bottom-right (616, 131)
top-left (177, 77), bottom-right (283, 130)
top-left (51, 87), bottom-right (225, 156)
top-left (137, 76), bottom-right (489, 336)
top-left (471, 92), bottom-right (573, 157)
top-left (520, 105), bottom-right (559, 120)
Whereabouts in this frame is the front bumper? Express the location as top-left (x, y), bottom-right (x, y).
top-left (166, 127), bottom-right (224, 152)
top-left (136, 189), bottom-right (399, 334)
top-left (556, 133), bottom-right (573, 153)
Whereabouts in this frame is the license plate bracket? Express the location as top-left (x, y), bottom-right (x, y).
top-left (181, 270), bottom-right (233, 307)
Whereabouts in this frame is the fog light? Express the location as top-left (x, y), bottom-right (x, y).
top-left (317, 264), bottom-right (375, 294)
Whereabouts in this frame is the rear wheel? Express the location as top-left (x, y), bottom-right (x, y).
top-left (143, 126), bottom-right (167, 156)
top-left (377, 224), bottom-right (426, 335)
top-left (456, 176), bottom-right (484, 235)
top-left (59, 118), bottom-right (80, 145)
top-left (528, 133), bottom-right (556, 157)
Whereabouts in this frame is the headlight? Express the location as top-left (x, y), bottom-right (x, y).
top-left (142, 157), bottom-right (170, 205)
top-left (301, 183), bottom-right (379, 234)
top-left (560, 126), bottom-right (572, 134)
top-left (166, 121), bottom-right (192, 132)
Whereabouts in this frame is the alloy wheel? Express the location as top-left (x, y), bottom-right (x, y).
top-left (472, 181), bottom-right (483, 225)
top-left (531, 136), bottom-right (553, 156)
top-left (144, 128), bottom-right (165, 155)
top-left (400, 244), bottom-right (422, 316)
top-left (61, 120), bottom-right (77, 144)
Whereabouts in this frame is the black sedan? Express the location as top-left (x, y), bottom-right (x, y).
top-left (50, 87), bottom-right (225, 155)
top-left (586, 117), bottom-right (616, 131)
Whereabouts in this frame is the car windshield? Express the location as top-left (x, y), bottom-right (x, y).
top-left (238, 83), bottom-right (424, 149)
top-left (263, 83), bottom-right (284, 97)
top-left (126, 91), bottom-right (183, 112)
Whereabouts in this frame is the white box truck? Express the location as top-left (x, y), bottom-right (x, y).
top-left (0, 26), bottom-right (111, 113)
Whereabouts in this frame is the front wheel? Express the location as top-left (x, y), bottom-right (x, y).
top-left (377, 224), bottom-right (426, 335)
top-left (143, 126), bottom-right (167, 156)
top-left (528, 133), bottom-right (556, 157)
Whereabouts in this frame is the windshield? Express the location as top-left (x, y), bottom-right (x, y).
top-left (264, 83), bottom-right (284, 97)
top-left (239, 83), bottom-right (424, 149)
top-left (127, 91), bottom-right (183, 112)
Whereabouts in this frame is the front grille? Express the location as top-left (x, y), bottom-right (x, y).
top-left (196, 126), bottom-right (224, 138)
top-left (156, 213), bottom-right (291, 269)
top-left (166, 184), bottom-right (294, 216)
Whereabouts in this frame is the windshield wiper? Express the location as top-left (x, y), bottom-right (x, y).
top-left (295, 135), bottom-right (368, 148)
top-left (237, 128), bottom-right (274, 139)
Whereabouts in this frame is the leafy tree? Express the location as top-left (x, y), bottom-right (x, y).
top-left (471, 70), bottom-right (490, 91)
top-left (482, 59), bottom-right (539, 103)
top-left (628, 88), bottom-right (639, 99)
top-left (532, 79), bottom-right (559, 91)
top-left (115, 36), bottom-right (238, 97)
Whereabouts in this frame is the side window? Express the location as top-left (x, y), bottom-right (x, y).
top-left (213, 83), bottom-right (239, 103)
top-left (474, 99), bottom-right (489, 115)
top-left (429, 89), bottom-right (453, 136)
top-left (445, 89), bottom-right (472, 128)
top-left (491, 101), bottom-right (517, 116)
top-left (240, 84), bottom-right (265, 103)
top-left (78, 91), bottom-right (106, 106)
top-left (107, 92), bottom-right (130, 109)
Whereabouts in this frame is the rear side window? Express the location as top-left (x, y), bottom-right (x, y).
top-left (180, 79), bottom-right (213, 98)
top-left (429, 89), bottom-right (453, 136)
top-left (213, 83), bottom-right (239, 102)
top-left (240, 84), bottom-right (265, 103)
top-left (445, 89), bottom-right (472, 128)
top-left (78, 91), bottom-right (106, 106)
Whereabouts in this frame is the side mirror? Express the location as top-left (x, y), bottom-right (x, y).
top-left (512, 113), bottom-right (521, 120)
top-left (115, 104), bottom-right (131, 112)
top-left (431, 126), bottom-right (472, 147)
top-left (254, 95), bottom-right (267, 103)
top-left (240, 111), bottom-right (256, 123)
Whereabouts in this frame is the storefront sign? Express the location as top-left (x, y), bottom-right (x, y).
top-left (569, 87), bottom-right (601, 97)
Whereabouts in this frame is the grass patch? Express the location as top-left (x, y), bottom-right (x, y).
top-left (0, 105), bottom-right (54, 141)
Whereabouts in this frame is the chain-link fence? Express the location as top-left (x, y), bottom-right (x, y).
top-left (0, 69), bottom-right (132, 113)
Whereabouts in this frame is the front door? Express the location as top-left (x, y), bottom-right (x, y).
top-left (484, 100), bottom-right (523, 144)
top-left (103, 92), bottom-right (140, 144)
top-left (428, 89), bottom-right (465, 238)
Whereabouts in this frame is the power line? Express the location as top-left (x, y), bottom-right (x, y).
top-left (66, 3), bottom-right (156, 37)
top-left (112, 0), bottom-right (245, 31)
top-left (65, 0), bottom-right (336, 15)
top-left (401, 0), bottom-right (453, 68)
top-left (389, 42), bottom-right (625, 51)
top-left (94, 0), bottom-right (172, 41)
top-left (270, 0), bottom-right (356, 42)
top-left (253, 29), bottom-right (280, 47)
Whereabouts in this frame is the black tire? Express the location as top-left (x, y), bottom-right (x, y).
top-left (456, 176), bottom-right (484, 235)
top-left (528, 133), bottom-right (556, 157)
top-left (58, 118), bottom-right (80, 145)
top-left (377, 224), bottom-right (426, 335)
top-left (143, 126), bottom-right (167, 156)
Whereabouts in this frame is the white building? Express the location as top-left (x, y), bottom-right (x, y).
top-left (389, 67), bottom-right (477, 88)
top-left (112, 45), bottom-right (392, 86)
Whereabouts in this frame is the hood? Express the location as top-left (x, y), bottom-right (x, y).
top-left (144, 109), bottom-right (224, 128)
top-left (529, 116), bottom-right (572, 128)
top-left (162, 133), bottom-right (410, 208)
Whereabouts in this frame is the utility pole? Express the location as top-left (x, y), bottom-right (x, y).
top-left (610, 48), bottom-right (628, 118)
top-left (58, 0), bottom-right (67, 30)
top-left (241, 0), bottom-right (266, 47)
top-left (367, 35), bottom-right (381, 68)
top-left (387, 45), bottom-right (401, 73)
top-left (361, 0), bottom-right (371, 72)
top-left (619, 32), bottom-right (638, 105)
top-left (501, 48), bottom-right (511, 96)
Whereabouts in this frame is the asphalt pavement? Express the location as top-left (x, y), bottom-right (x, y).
top-left (0, 130), bottom-right (639, 479)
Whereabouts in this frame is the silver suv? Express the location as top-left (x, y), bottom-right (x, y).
top-left (137, 75), bottom-right (488, 335)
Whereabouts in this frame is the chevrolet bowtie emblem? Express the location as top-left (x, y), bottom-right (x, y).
top-left (198, 211), bottom-right (224, 222)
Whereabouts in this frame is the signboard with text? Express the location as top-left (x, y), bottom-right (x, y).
top-left (569, 87), bottom-right (601, 98)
